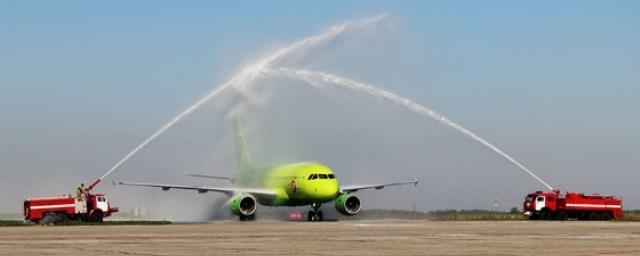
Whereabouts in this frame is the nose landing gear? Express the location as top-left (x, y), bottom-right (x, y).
top-left (307, 203), bottom-right (323, 221)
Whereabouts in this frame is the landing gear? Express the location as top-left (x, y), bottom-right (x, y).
top-left (307, 203), bottom-right (323, 221)
top-left (239, 214), bottom-right (256, 221)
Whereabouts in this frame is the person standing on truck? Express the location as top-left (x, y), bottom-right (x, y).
top-left (76, 183), bottom-right (85, 201)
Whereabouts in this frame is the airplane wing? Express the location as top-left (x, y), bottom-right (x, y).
top-left (117, 181), bottom-right (276, 201)
top-left (184, 173), bottom-right (235, 183)
top-left (340, 179), bottom-right (418, 193)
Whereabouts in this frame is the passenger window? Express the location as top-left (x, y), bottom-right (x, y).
top-left (319, 174), bottom-right (328, 179)
top-left (328, 174), bottom-right (335, 179)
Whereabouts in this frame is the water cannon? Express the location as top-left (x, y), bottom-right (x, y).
top-left (87, 178), bottom-right (102, 191)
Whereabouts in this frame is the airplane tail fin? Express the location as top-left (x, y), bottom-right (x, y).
top-left (234, 119), bottom-right (253, 171)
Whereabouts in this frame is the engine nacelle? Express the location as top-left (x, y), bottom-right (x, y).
top-left (230, 193), bottom-right (256, 217)
top-left (335, 193), bottom-right (361, 215)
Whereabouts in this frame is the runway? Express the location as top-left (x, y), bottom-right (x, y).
top-left (1, 220), bottom-right (639, 255)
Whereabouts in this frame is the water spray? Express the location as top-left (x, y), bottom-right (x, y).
top-left (267, 68), bottom-right (554, 191)
top-left (95, 14), bottom-right (553, 192)
top-left (94, 15), bottom-right (388, 188)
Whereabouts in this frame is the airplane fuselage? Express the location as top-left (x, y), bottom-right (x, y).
top-left (235, 162), bottom-right (340, 206)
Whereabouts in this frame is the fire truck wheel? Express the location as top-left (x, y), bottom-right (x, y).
top-left (588, 212), bottom-right (600, 221)
top-left (540, 210), bottom-right (551, 220)
top-left (89, 210), bottom-right (104, 222)
top-left (601, 212), bottom-right (612, 221)
top-left (555, 211), bottom-right (568, 221)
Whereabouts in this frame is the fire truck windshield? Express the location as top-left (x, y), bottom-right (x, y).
top-left (525, 195), bottom-right (535, 202)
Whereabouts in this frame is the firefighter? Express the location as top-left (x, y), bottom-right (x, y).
top-left (76, 183), bottom-right (86, 201)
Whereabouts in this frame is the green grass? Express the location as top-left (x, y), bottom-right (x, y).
top-left (0, 220), bottom-right (28, 226)
top-left (617, 210), bottom-right (640, 222)
top-left (350, 209), bottom-right (527, 221)
top-left (426, 209), bottom-right (527, 221)
top-left (0, 220), bottom-right (171, 227)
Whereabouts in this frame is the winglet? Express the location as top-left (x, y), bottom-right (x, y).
top-left (414, 179), bottom-right (419, 187)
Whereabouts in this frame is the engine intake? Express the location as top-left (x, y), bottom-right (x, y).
top-left (335, 193), bottom-right (361, 215)
top-left (230, 193), bottom-right (256, 217)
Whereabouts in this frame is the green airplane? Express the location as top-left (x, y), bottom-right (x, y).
top-left (118, 120), bottom-right (418, 221)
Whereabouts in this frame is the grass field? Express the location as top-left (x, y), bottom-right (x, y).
top-left (0, 220), bottom-right (171, 227)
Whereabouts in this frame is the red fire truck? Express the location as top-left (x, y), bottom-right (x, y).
top-left (523, 189), bottom-right (623, 220)
top-left (24, 191), bottom-right (118, 224)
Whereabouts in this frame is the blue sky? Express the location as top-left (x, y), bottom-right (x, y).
top-left (1, 1), bottom-right (639, 211)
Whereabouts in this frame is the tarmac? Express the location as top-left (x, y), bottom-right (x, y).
top-left (1, 220), bottom-right (639, 255)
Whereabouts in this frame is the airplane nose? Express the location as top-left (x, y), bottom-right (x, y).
top-left (313, 182), bottom-right (338, 199)
top-left (326, 181), bottom-right (339, 198)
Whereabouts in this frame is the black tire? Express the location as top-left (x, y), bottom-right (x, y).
top-left (307, 211), bottom-right (315, 221)
top-left (555, 211), bottom-right (569, 221)
top-left (540, 210), bottom-right (551, 220)
top-left (317, 211), bottom-right (323, 221)
top-left (529, 213), bottom-right (540, 220)
top-left (239, 214), bottom-right (256, 221)
top-left (601, 212), bottom-right (612, 221)
top-left (588, 212), bottom-right (600, 221)
top-left (89, 210), bottom-right (103, 223)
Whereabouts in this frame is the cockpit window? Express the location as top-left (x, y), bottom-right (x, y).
top-left (309, 173), bottom-right (336, 180)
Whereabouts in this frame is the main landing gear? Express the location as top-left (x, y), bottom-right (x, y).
top-left (307, 203), bottom-right (323, 221)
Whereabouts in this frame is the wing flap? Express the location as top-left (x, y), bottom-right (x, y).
top-left (340, 179), bottom-right (418, 193)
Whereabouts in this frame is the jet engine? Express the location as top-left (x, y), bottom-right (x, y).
top-left (335, 193), bottom-right (361, 215)
top-left (230, 193), bottom-right (256, 220)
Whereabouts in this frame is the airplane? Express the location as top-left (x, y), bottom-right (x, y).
top-left (117, 120), bottom-right (418, 221)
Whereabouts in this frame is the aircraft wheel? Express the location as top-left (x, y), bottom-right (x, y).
top-left (307, 211), bottom-right (316, 221)
top-left (239, 214), bottom-right (256, 221)
top-left (317, 211), bottom-right (323, 221)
